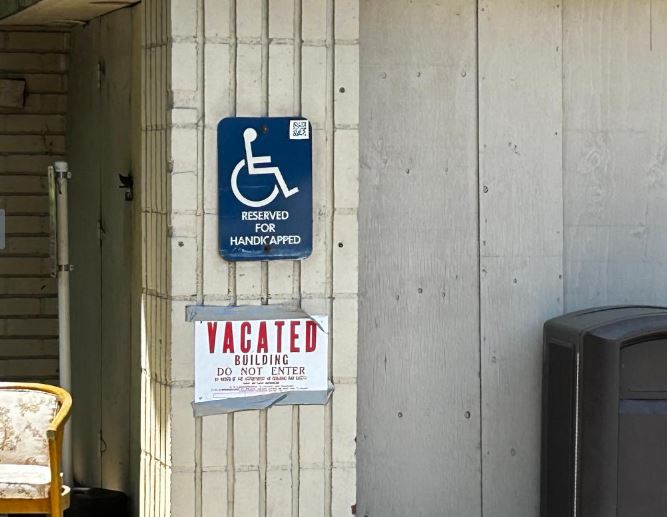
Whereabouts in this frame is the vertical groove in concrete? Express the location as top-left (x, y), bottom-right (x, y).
top-left (291, 2), bottom-right (303, 516)
top-left (258, 1), bottom-right (270, 515)
top-left (475, 1), bottom-right (483, 515)
top-left (259, 408), bottom-right (268, 517)
top-left (259, 0), bottom-right (270, 307)
top-left (324, 1), bottom-right (335, 516)
top-left (227, 2), bottom-right (238, 516)
top-left (228, 0), bottom-right (238, 309)
top-left (194, 0), bottom-right (206, 514)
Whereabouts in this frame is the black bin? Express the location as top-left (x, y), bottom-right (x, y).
top-left (11, 487), bottom-right (128, 517)
top-left (542, 305), bottom-right (667, 517)
top-left (64, 487), bottom-right (129, 517)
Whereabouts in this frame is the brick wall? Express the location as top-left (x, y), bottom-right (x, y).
top-left (139, 0), bottom-right (172, 513)
top-left (0, 29), bottom-right (68, 382)
top-left (139, 0), bottom-right (359, 515)
top-left (166, 1), bottom-right (359, 516)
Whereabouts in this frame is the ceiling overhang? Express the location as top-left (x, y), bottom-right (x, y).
top-left (0, 0), bottom-right (139, 27)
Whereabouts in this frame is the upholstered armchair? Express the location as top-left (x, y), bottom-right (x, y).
top-left (0, 383), bottom-right (71, 516)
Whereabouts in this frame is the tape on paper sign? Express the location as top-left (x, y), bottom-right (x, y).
top-left (188, 305), bottom-right (332, 415)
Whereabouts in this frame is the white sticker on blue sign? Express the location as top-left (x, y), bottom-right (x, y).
top-left (218, 117), bottom-right (313, 260)
top-left (289, 119), bottom-right (310, 140)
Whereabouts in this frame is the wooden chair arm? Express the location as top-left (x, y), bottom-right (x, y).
top-left (47, 432), bottom-right (64, 510)
top-left (47, 389), bottom-right (72, 440)
top-left (46, 388), bottom-right (71, 509)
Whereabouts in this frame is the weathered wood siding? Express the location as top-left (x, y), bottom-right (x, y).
top-left (67, 6), bottom-right (138, 497)
top-left (0, 29), bottom-right (68, 384)
top-left (359, 1), bottom-right (667, 516)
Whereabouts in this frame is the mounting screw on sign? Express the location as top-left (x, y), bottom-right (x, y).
top-left (217, 117), bottom-right (313, 261)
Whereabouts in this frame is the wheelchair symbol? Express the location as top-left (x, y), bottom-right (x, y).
top-left (231, 128), bottom-right (299, 208)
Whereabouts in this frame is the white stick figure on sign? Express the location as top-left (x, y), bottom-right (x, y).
top-left (231, 128), bottom-right (300, 208)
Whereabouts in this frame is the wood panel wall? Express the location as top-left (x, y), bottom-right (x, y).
top-left (360, 1), bottom-right (667, 516)
top-left (0, 29), bottom-right (68, 384)
top-left (67, 18), bottom-right (102, 490)
top-left (67, 6), bottom-right (138, 497)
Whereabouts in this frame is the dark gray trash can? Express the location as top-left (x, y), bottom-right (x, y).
top-left (542, 305), bottom-right (667, 517)
top-left (64, 487), bottom-right (129, 517)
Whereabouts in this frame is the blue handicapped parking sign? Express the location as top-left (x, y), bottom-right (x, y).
top-left (218, 117), bottom-right (313, 261)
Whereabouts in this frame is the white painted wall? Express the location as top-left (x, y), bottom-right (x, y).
top-left (0, 29), bottom-right (68, 383)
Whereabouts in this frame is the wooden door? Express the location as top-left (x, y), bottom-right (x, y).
top-left (68, 7), bottom-right (136, 494)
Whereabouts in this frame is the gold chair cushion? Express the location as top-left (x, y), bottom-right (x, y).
top-left (0, 390), bottom-right (58, 466)
top-left (0, 463), bottom-right (51, 499)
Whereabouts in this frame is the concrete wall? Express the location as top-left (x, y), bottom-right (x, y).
top-left (359, 1), bottom-right (667, 516)
top-left (359, 2), bottom-right (481, 514)
top-left (139, 0), bottom-right (359, 516)
top-left (0, 29), bottom-right (68, 383)
top-left (562, 0), bottom-right (667, 311)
